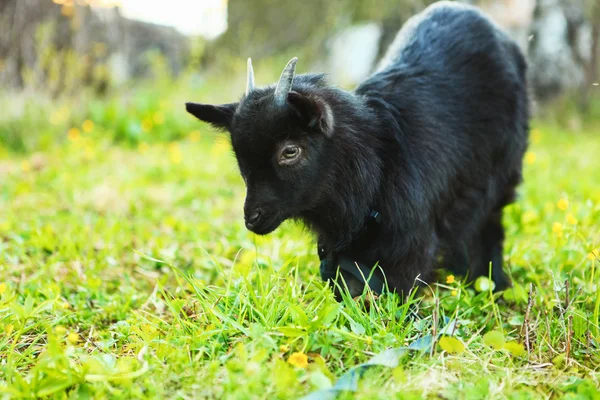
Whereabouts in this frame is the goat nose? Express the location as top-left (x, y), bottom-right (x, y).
top-left (246, 209), bottom-right (262, 226)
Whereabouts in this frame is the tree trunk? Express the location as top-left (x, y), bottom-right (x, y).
top-left (0, 0), bottom-right (188, 94)
top-left (579, 2), bottom-right (600, 112)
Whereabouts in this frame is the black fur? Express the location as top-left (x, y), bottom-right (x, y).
top-left (186, 2), bottom-right (529, 298)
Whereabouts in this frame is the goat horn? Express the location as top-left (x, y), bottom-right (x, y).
top-left (246, 58), bottom-right (255, 96)
top-left (274, 57), bottom-right (298, 105)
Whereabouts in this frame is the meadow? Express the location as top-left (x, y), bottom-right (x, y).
top-left (0, 72), bottom-right (599, 399)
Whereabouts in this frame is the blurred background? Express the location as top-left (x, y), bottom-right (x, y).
top-left (0, 0), bottom-right (598, 152)
top-left (2, 3), bottom-right (600, 395)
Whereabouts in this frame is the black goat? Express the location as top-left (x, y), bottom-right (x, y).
top-left (186, 2), bottom-right (529, 299)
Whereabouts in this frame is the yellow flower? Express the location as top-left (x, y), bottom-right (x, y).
top-left (61, 4), bottom-right (74, 17)
top-left (588, 249), bottom-right (599, 261)
top-left (531, 128), bottom-right (542, 144)
top-left (366, 336), bottom-right (373, 345)
top-left (279, 345), bottom-right (290, 353)
top-left (82, 120), bottom-right (94, 133)
top-left (5, 324), bottom-right (14, 336)
top-left (49, 106), bottom-right (69, 125)
top-left (552, 222), bottom-right (563, 232)
top-left (153, 112), bottom-right (165, 125)
top-left (566, 213), bottom-right (577, 225)
top-left (525, 152), bottom-right (536, 165)
top-left (553, 222), bottom-right (563, 238)
top-left (288, 352), bottom-right (308, 368)
top-left (55, 326), bottom-right (66, 335)
top-left (67, 128), bottom-right (81, 142)
top-left (557, 199), bottom-right (569, 211)
top-left (21, 160), bottom-right (31, 172)
top-left (141, 119), bottom-right (154, 132)
top-left (163, 215), bottom-right (177, 228)
top-left (169, 143), bottom-right (182, 164)
top-left (521, 210), bottom-right (537, 225)
top-left (0, 282), bottom-right (6, 294)
top-left (211, 136), bottom-right (230, 157)
top-left (141, 324), bottom-right (157, 335)
top-left (188, 131), bottom-right (201, 143)
top-left (67, 332), bottom-right (79, 344)
top-left (84, 145), bottom-right (95, 160)
top-left (49, 112), bottom-right (62, 125)
top-left (451, 290), bottom-right (458, 296)
top-left (138, 142), bottom-right (150, 154)
top-left (62, 302), bottom-right (70, 309)
top-left (446, 275), bottom-right (455, 284)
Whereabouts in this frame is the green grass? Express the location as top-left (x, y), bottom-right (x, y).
top-left (1, 92), bottom-right (600, 399)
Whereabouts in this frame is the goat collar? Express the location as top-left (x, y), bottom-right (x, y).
top-left (318, 210), bottom-right (385, 295)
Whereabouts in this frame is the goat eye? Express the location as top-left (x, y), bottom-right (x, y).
top-left (279, 145), bottom-right (301, 164)
top-left (283, 147), bottom-right (299, 158)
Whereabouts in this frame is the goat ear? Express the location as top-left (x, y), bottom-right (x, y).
top-left (185, 102), bottom-right (237, 131)
top-left (287, 91), bottom-right (334, 137)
